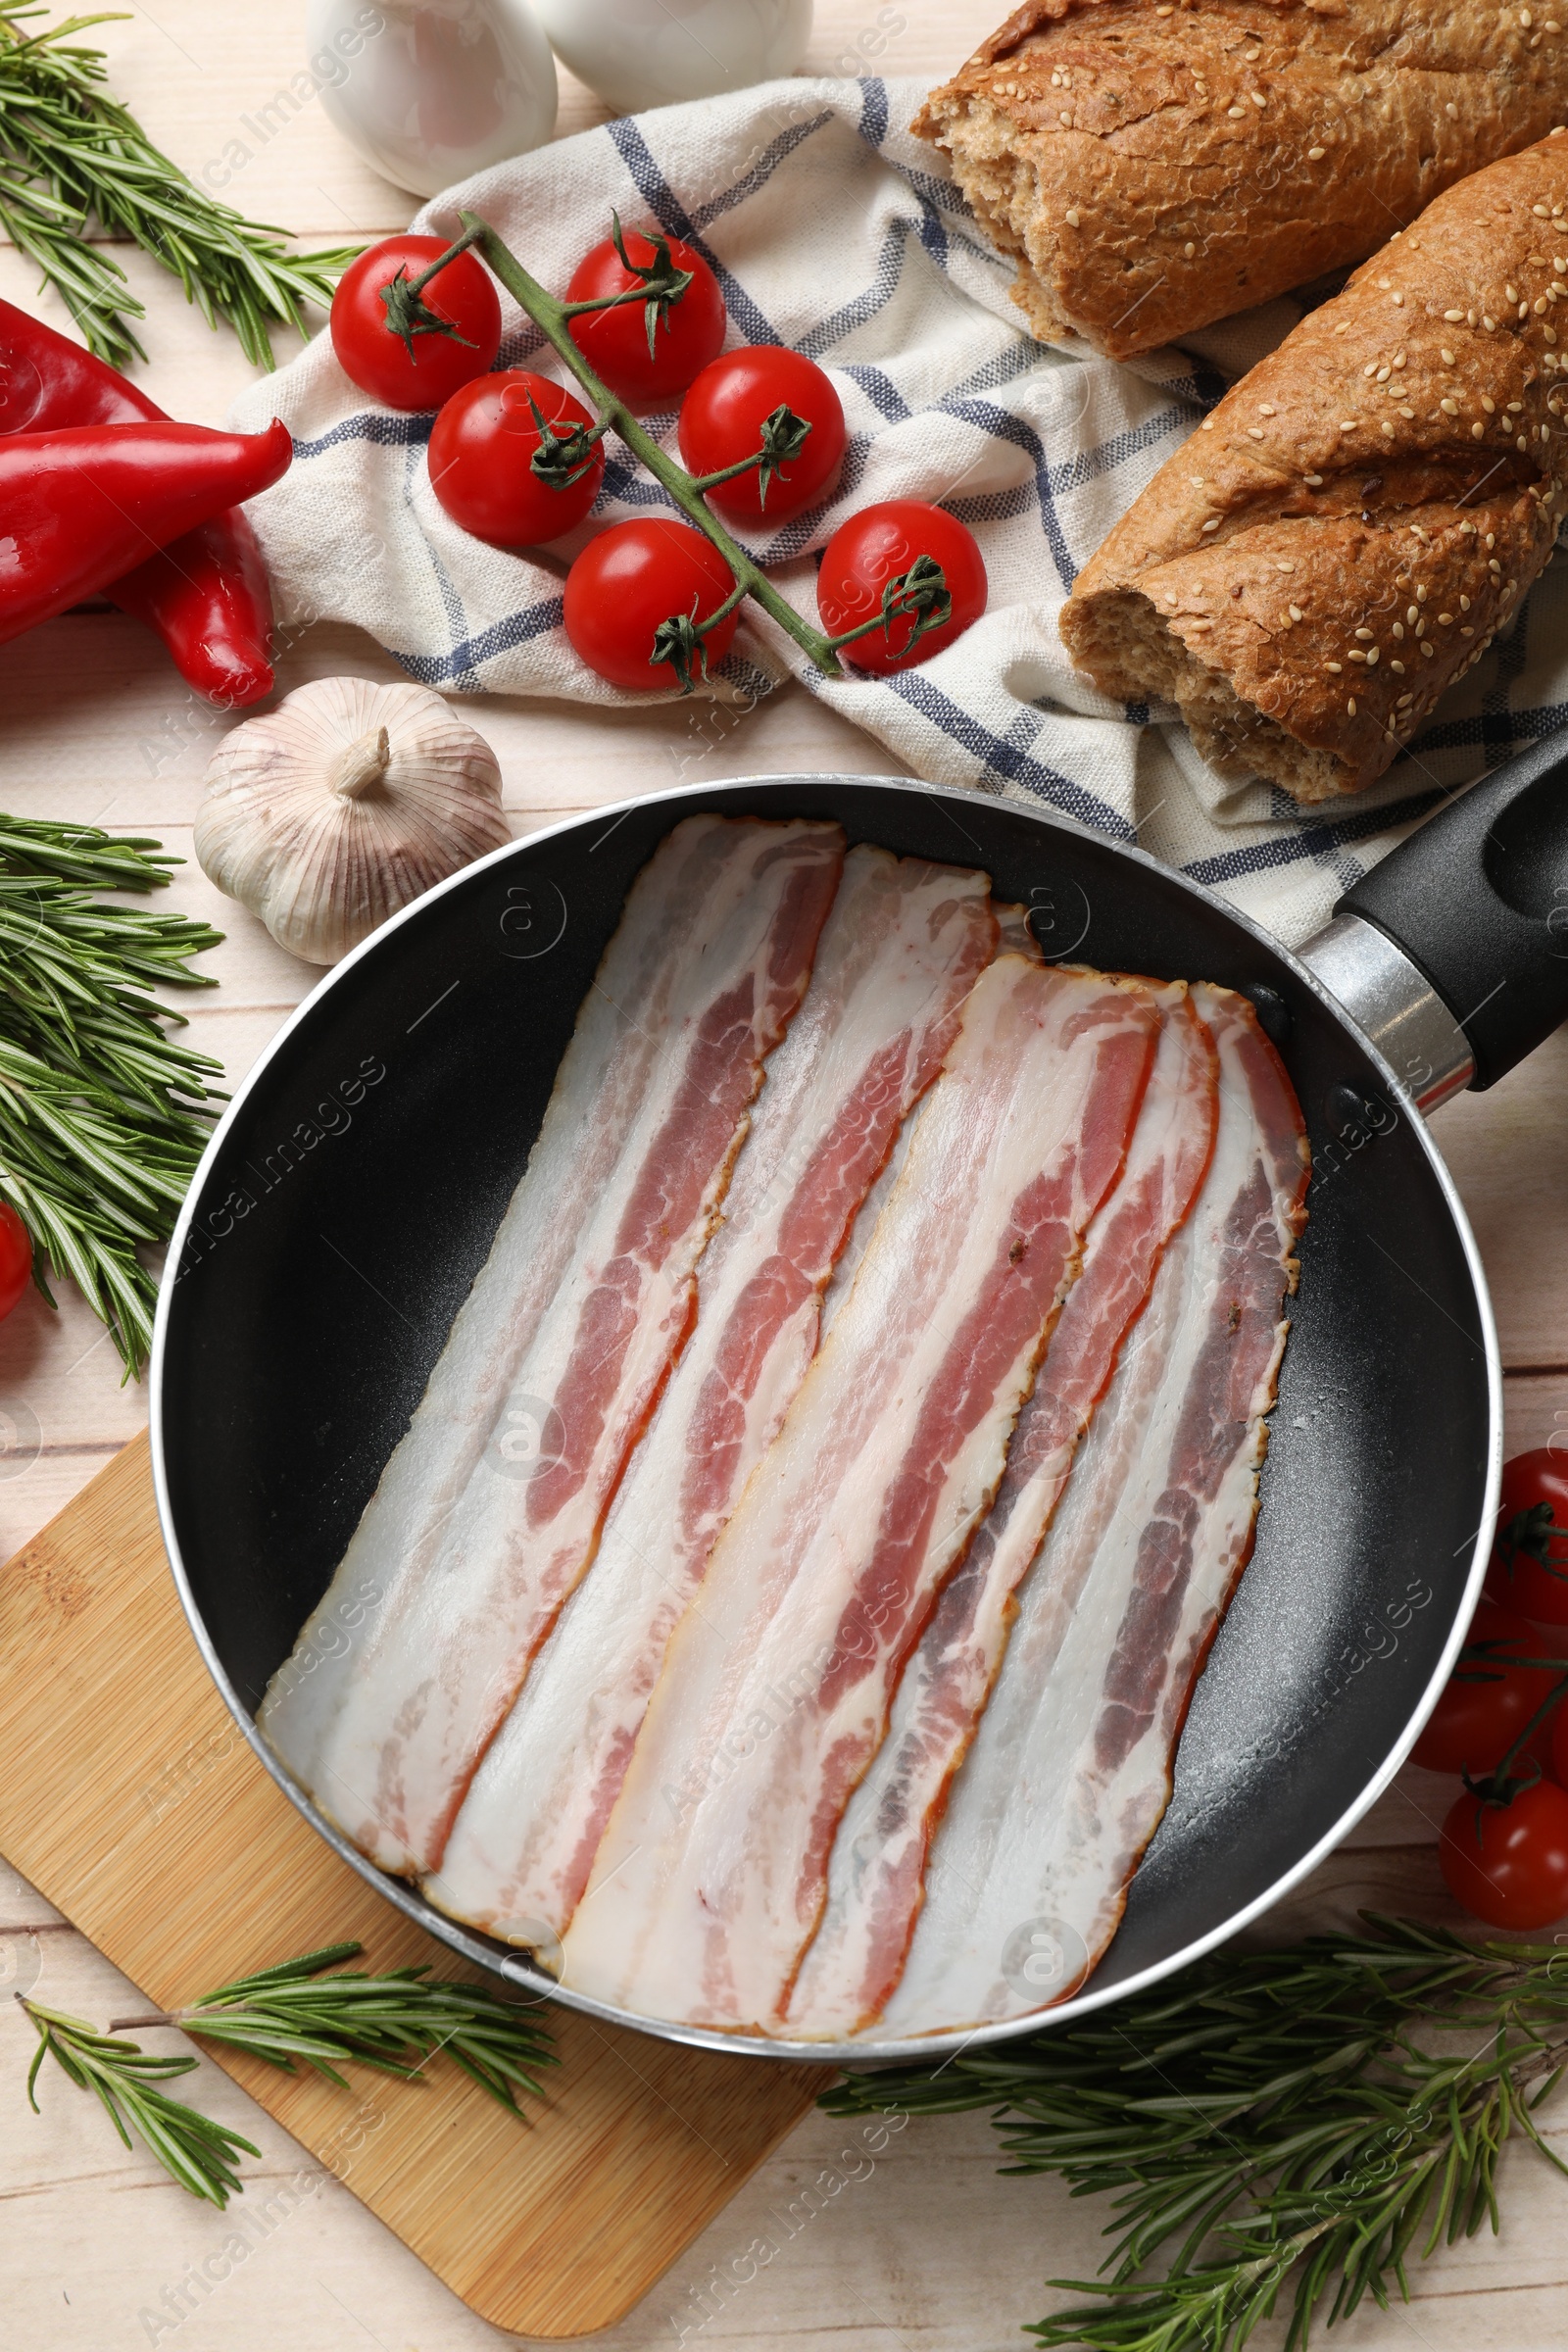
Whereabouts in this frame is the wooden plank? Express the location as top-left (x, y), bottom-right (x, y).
top-left (1432, 1030), bottom-right (1568, 1373)
top-left (0, 612), bottom-right (904, 827)
top-left (0, 1435), bottom-right (819, 2340)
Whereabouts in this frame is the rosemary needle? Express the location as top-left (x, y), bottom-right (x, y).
top-left (822, 1914), bottom-right (1568, 2352)
top-left (0, 3), bottom-right (359, 368)
top-left (0, 814), bottom-right (224, 1375)
top-left (24, 1942), bottom-right (557, 2206)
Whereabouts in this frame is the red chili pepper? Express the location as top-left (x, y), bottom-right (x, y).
top-left (106, 517), bottom-right (277, 710)
top-left (0, 300), bottom-right (278, 706)
top-left (0, 419), bottom-right (293, 647)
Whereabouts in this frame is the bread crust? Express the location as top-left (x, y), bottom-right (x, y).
top-left (915, 0), bottom-right (1568, 360)
top-left (1059, 139), bottom-right (1568, 802)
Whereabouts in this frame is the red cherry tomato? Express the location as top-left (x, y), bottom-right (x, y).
top-left (1411, 1601), bottom-right (1558, 1773)
top-left (0, 1202), bottom-right (30, 1321)
top-left (565, 228), bottom-right (725, 408)
top-left (330, 235), bottom-right (502, 413)
top-left (677, 347), bottom-right (846, 525)
top-left (1485, 1446), bottom-right (1568, 1624)
top-left (428, 370), bottom-right (605, 547)
top-left (1439, 1777), bottom-right (1568, 1930)
top-left (816, 500), bottom-right (987, 673)
top-left (564, 518), bottom-right (739, 691)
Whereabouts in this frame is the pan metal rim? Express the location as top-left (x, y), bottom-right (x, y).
top-left (149, 770), bottom-right (1503, 2067)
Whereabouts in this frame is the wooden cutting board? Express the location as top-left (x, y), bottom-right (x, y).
top-left (0, 1433), bottom-right (819, 2338)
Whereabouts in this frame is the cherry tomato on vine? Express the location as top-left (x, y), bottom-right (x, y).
top-left (0, 1203), bottom-right (30, 1322)
top-left (565, 227), bottom-right (725, 407)
top-left (816, 500), bottom-right (987, 674)
top-left (1485, 1447), bottom-right (1568, 1624)
top-left (428, 370), bottom-right (605, 547)
top-left (564, 519), bottom-right (739, 691)
top-left (1439, 1777), bottom-right (1568, 1929)
top-left (1411, 1601), bottom-right (1558, 1774)
top-left (677, 347), bottom-right (846, 525)
top-left (330, 234), bottom-right (502, 412)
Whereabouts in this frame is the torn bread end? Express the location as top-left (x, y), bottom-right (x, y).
top-left (1061, 590), bottom-right (1358, 807)
top-left (916, 95), bottom-right (1078, 345)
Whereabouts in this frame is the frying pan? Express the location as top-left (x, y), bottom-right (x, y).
top-left (150, 743), bottom-right (1568, 2063)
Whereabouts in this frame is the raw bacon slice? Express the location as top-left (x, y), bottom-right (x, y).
top-left (258, 813), bottom-right (845, 1875)
top-left (994, 901), bottom-right (1045, 960)
top-left (787, 984), bottom-right (1218, 2035)
top-left (560, 956), bottom-right (1160, 2033)
top-left (880, 984), bottom-right (1309, 2038)
top-left (816, 901), bottom-right (1040, 1344)
top-left (425, 846), bottom-right (997, 1944)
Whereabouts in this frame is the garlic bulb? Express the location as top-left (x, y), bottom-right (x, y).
top-left (196, 677), bottom-right (510, 965)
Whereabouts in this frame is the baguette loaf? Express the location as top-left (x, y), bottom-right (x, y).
top-left (915, 0), bottom-right (1568, 361)
top-left (1058, 139), bottom-right (1568, 803)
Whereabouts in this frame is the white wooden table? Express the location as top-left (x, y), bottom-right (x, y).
top-left (3, 6), bottom-right (1568, 2345)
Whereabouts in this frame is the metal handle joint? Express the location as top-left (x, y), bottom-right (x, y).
top-left (1298, 913), bottom-right (1475, 1116)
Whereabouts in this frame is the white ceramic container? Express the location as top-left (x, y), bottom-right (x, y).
top-left (533, 0), bottom-right (812, 116)
top-left (308, 0), bottom-right (559, 198)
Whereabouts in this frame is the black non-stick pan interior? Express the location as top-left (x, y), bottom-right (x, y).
top-left (156, 776), bottom-right (1493, 2033)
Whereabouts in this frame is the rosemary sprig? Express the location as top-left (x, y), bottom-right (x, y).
top-left (23, 2000), bottom-right (262, 2207)
top-left (0, 3), bottom-right (358, 368)
top-left (24, 1940), bottom-right (557, 2206)
top-left (0, 812), bottom-right (223, 1375)
top-left (822, 1915), bottom-right (1568, 2352)
top-left (116, 1939), bottom-right (558, 2113)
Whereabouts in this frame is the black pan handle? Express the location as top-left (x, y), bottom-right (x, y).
top-left (1319, 728), bottom-right (1568, 1095)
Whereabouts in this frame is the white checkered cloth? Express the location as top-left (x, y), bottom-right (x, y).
top-left (228, 74), bottom-right (1568, 948)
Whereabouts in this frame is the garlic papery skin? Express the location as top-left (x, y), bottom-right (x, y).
top-left (195, 677), bottom-right (510, 965)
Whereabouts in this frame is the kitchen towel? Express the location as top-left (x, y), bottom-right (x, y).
top-left (229, 73), bottom-right (1568, 947)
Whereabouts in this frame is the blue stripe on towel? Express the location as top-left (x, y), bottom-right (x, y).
top-left (885, 669), bottom-right (1137, 836)
top-left (689, 112), bottom-right (834, 232)
top-left (292, 413), bottom-right (435, 461)
top-left (395, 597), bottom-right (565, 685)
top-left (1179, 788), bottom-right (1447, 888)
